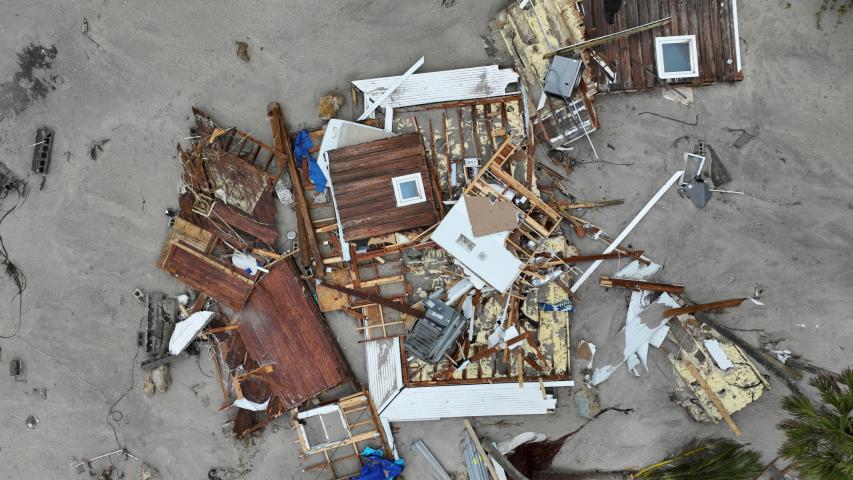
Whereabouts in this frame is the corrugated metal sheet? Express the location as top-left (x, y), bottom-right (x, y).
top-left (365, 337), bottom-right (404, 412)
top-left (380, 383), bottom-right (556, 422)
top-left (464, 432), bottom-right (491, 480)
top-left (352, 65), bottom-right (519, 110)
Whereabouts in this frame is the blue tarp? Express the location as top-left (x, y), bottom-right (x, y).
top-left (294, 129), bottom-right (327, 193)
top-left (354, 448), bottom-right (404, 479)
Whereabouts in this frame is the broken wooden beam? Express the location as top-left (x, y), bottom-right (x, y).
top-left (552, 199), bottom-right (625, 209)
top-left (318, 282), bottom-right (423, 318)
top-left (345, 275), bottom-right (405, 289)
top-left (268, 102), bottom-right (322, 275)
top-left (599, 276), bottom-right (685, 294)
top-left (483, 438), bottom-right (530, 480)
top-left (541, 250), bottom-right (645, 267)
top-left (464, 420), bottom-right (501, 480)
top-left (663, 298), bottom-right (747, 317)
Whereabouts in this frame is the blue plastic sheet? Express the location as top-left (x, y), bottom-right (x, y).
top-left (354, 448), bottom-right (405, 479)
top-left (539, 299), bottom-right (575, 312)
top-left (294, 129), bottom-right (327, 192)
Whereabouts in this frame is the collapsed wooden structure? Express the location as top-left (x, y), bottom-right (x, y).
top-left (147, 0), bottom-right (763, 474)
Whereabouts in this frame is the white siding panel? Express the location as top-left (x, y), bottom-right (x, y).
top-left (366, 337), bottom-right (405, 412)
top-left (381, 383), bottom-right (557, 422)
top-left (352, 65), bottom-right (519, 109)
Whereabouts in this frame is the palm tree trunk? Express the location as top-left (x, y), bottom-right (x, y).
top-left (532, 471), bottom-right (629, 480)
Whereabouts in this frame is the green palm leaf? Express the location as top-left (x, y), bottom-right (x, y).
top-left (778, 367), bottom-right (853, 480)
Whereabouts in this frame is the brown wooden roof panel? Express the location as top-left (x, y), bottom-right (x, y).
top-left (328, 132), bottom-right (439, 241)
top-left (582, 0), bottom-right (742, 91)
top-left (159, 242), bottom-right (254, 310)
top-left (227, 259), bottom-right (351, 410)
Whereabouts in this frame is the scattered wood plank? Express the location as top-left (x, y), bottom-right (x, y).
top-left (318, 282), bottom-right (424, 318)
top-left (663, 298), bottom-right (747, 317)
top-left (599, 276), bottom-right (685, 294)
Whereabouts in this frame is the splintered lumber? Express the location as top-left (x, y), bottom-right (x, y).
top-left (318, 282), bottom-right (423, 318)
top-left (684, 361), bottom-right (742, 436)
top-left (483, 439), bottom-right (530, 480)
top-left (268, 102), bottom-right (322, 275)
top-left (599, 276), bottom-right (685, 294)
top-left (433, 332), bottom-right (532, 380)
top-left (552, 199), bottom-right (625, 209)
top-left (663, 298), bottom-right (747, 317)
top-left (345, 275), bottom-right (405, 289)
top-left (541, 250), bottom-right (645, 267)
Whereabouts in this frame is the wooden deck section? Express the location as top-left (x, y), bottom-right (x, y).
top-left (328, 133), bottom-right (439, 242)
top-left (158, 219), bottom-right (255, 310)
top-left (581, 0), bottom-right (743, 91)
top-left (227, 259), bottom-right (352, 410)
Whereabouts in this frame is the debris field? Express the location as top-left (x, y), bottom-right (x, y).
top-left (0, 0), bottom-right (851, 479)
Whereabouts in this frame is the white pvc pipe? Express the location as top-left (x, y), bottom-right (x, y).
top-left (570, 170), bottom-right (684, 292)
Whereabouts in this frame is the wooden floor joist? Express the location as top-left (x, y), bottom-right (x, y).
top-left (663, 298), bottom-right (747, 317)
top-left (319, 282), bottom-right (423, 318)
top-left (599, 276), bottom-right (685, 294)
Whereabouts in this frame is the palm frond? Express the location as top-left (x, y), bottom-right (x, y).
top-left (636, 438), bottom-right (764, 480)
top-left (778, 367), bottom-right (853, 480)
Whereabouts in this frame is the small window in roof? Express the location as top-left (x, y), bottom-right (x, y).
top-left (391, 173), bottom-right (427, 207)
top-left (655, 35), bottom-right (699, 80)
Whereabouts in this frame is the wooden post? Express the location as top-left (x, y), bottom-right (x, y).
top-left (684, 361), bottom-right (742, 436)
top-left (268, 102), bottom-right (322, 276)
top-left (663, 298), bottom-right (747, 317)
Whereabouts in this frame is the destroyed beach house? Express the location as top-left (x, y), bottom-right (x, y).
top-left (143, 0), bottom-right (766, 476)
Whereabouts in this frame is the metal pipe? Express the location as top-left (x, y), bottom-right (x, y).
top-left (411, 439), bottom-right (452, 480)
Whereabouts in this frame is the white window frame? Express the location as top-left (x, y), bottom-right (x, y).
top-left (655, 35), bottom-right (699, 80)
top-left (391, 173), bottom-right (427, 207)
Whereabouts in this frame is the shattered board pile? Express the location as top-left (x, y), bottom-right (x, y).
top-left (143, 0), bottom-right (772, 476)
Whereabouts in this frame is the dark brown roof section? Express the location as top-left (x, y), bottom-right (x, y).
top-left (227, 259), bottom-right (351, 410)
top-left (582, 0), bottom-right (742, 91)
top-left (328, 132), bottom-right (439, 241)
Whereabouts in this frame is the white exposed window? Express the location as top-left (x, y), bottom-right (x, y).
top-left (456, 234), bottom-right (475, 252)
top-left (655, 35), bottom-right (699, 80)
top-left (391, 173), bottom-right (426, 207)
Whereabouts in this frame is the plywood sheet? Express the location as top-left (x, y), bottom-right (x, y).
top-left (317, 269), bottom-right (351, 312)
